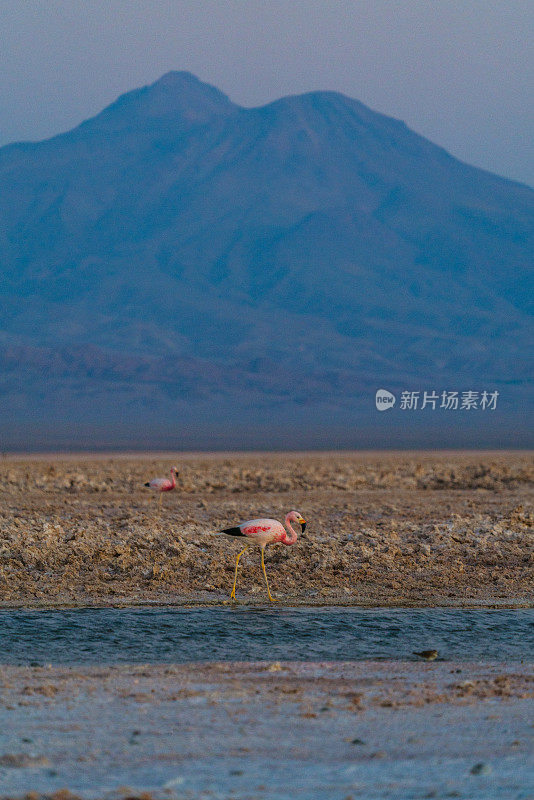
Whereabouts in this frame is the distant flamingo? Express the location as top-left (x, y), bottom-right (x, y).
top-left (144, 467), bottom-right (178, 507)
top-left (215, 511), bottom-right (306, 602)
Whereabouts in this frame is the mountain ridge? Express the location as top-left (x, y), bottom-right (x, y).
top-left (4, 73), bottom-right (532, 192)
top-left (0, 73), bottom-right (532, 448)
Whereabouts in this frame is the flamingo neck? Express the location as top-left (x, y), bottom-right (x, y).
top-left (170, 471), bottom-right (176, 488)
top-left (282, 514), bottom-right (298, 546)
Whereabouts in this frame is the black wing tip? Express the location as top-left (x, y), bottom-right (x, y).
top-left (144, 482), bottom-right (150, 487)
top-left (221, 526), bottom-right (245, 537)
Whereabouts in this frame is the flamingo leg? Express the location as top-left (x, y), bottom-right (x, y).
top-left (158, 492), bottom-right (163, 508)
top-left (261, 546), bottom-right (278, 602)
top-left (230, 545), bottom-right (249, 600)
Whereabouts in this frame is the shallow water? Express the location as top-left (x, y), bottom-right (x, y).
top-left (1, 606), bottom-right (532, 664)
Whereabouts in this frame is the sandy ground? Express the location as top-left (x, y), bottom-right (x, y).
top-left (0, 660), bottom-right (532, 799)
top-left (0, 451), bottom-right (532, 606)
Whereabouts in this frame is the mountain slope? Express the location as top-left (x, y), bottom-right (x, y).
top-left (0, 72), bottom-right (532, 448)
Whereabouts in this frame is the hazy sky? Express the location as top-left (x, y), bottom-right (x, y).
top-left (1, 0), bottom-right (533, 185)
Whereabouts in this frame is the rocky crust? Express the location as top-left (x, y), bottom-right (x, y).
top-left (0, 451), bottom-right (532, 606)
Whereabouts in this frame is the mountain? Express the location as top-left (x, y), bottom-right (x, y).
top-left (0, 71), bottom-right (532, 449)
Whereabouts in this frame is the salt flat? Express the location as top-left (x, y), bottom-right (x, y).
top-left (0, 660), bottom-right (532, 799)
top-left (0, 451), bottom-right (532, 606)
top-left (1, 452), bottom-right (532, 797)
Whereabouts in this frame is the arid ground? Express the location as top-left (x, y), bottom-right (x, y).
top-left (1, 452), bottom-right (533, 799)
top-left (0, 451), bottom-right (532, 606)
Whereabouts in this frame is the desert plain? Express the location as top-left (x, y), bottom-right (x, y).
top-left (0, 451), bottom-right (533, 800)
top-left (0, 451), bottom-right (532, 606)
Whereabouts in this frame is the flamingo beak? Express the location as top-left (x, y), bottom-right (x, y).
top-left (299, 518), bottom-right (307, 531)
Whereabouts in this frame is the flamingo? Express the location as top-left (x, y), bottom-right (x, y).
top-left (144, 467), bottom-right (178, 507)
top-left (216, 511), bottom-right (306, 602)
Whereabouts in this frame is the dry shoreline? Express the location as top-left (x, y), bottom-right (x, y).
top-left (0, 596), bottom-right (532, 610)
top-left (0, 451), bottom-right (532, 607)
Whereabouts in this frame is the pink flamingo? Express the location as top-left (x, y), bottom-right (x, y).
top-left (217, 511), bottom-right (306, 602)
top-left (144, 467), bottom-right (178, 507)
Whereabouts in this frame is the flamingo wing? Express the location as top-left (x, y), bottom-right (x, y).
top-left (240, 518), bottom-right (279, 535)
top-left (220, 518), bottom-right (285, 544)
top-left (146, 477), bottom-right (171, 491)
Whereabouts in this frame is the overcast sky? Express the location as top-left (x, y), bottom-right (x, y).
top-left (1, 0), bottom-right (533, 185)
